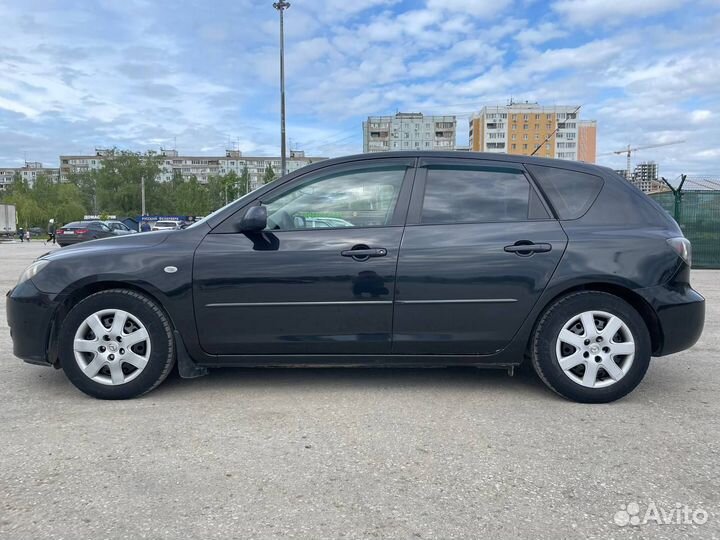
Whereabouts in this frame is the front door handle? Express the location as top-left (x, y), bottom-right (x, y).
top-left (504, 242), bottom-right (552, 256)
top-left (341, 246), bottom-right (388, 261)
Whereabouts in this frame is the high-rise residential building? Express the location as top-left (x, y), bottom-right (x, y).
top-left (363, 112), bottom-right (457, 153)
top-left (0, 162), bottom-right (60, 190)
top-left (58, 149), bottom-right (327, 190)
top-left (578, 120), bottom-right (597, 163)
top-left (469, 103), bottom-right (597, 162)
top-left (614, 162), bottom-right (663, 193)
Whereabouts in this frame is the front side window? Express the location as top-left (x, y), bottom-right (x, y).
top-left (264, 166), bottom-right (406, 230)
top-left (421, 167), bottom-right (539, 224)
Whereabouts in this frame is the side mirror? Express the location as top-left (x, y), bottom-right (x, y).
top-left (239, 205), bottom-right (267, 232)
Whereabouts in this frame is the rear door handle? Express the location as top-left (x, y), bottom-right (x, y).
top-left (341, 247), bottom-right (388, 260)
top-left (504, 242), bottom-right (552, 255)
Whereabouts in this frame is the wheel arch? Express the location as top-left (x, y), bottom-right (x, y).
top-left (48, 281), bottom-right (177, 367)
top-left (528, 282), bottom-right (663, 355)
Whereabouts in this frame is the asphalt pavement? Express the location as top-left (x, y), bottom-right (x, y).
top-left (1, 241), bottom-right (718, 539)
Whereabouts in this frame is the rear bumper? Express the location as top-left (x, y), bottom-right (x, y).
top-left (6, 280), bottom-right (59, 366)
top-left (56, 235), bottom-right (89, 245)
top-left (637, 283), bottom-right (705, 356)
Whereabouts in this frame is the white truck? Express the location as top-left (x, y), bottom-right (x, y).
top-left (0, 203), bottom-right (17, 237)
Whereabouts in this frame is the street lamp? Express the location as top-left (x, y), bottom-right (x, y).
top-left (273, 1), bottom-right (290, 177)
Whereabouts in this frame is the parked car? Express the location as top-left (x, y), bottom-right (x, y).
top-left (28, 227), bottom-right (44, 237)
top-left (55, 220), bottom-right (115, 246)
top-left (7, 152), bottom-right (704, 401)
top-left (152, 220), bottom-right (184, 231)
top-left (103, 220), bottom-right (136, 235)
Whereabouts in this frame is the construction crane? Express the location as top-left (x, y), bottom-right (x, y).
top-left (599, 140), bottom-right (685, 176)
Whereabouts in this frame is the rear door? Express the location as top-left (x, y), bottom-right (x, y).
top-left (393, 158), bottom-right (567, 355)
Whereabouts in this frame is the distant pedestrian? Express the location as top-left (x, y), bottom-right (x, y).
top-left (24, 229), bottom-right (31, 243)
top-left (141, 221), bottom-right (151, 232)
top-left (45, 219), bottom-right (56, 245)
top-left (18, 227), bottom-right (24, 242)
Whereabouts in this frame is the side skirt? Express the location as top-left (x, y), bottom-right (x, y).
top-left (195, 354), bottom-right (521, 369)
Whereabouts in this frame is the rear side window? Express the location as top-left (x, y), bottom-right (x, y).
top-left (526, 165), bottom-right (603, 220)
top-left (421, 167), bottom-right (547, 224)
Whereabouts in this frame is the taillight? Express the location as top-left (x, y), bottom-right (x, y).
top-left (56, 230), bottom-right (64, 234)
top-left (74, 229), bottom-right (89, 234)
top-left (667, 237), bottom-right (692, 267)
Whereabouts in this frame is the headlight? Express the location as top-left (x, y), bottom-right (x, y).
top-left (17, 259), bottom-right (50, 286)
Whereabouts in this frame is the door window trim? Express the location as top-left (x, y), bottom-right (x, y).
top-left (405, 157), bottom-right (555, 226)
top-left (212, 158), bottom-right (418, 234)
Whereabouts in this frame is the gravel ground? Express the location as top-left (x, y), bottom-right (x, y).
top-left (1, 241), bottom-right (718, 539)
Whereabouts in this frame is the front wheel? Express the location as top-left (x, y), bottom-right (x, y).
top-left (59, 289), bottom-right (176, 399)
top-left (531, 291), bottom-right (651, 403)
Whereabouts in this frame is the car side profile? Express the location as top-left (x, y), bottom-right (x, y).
top-left (6, 152), bottom-right (704, 402)
top-left (55, 220), bottom-right (115, 246)
top-left (103, 220), bottom-right (137, 235)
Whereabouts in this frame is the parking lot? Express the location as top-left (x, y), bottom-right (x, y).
top-left (1, 241), bottom-right (718, 539)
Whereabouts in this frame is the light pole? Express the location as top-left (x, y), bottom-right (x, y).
top-left (273, 1), bottom-right (290, 177)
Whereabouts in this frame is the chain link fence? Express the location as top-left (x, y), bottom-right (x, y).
top-left (650, 177), bottom-right (720, 269)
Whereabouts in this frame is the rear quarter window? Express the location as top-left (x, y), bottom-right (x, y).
top-left (526, 165), bottom-right (604, 220)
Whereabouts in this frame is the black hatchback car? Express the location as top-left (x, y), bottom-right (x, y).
top-left (7, 152), bottom-right (704, 402)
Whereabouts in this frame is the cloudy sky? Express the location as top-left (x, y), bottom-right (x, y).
top-left (0, 0), bottom-right (718, 178)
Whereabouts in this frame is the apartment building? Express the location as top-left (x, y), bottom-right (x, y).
top-left (615, 162), bottom-right (661, 193)
top-left (363, 112), bottom-right (457, 153)
top-left (578, 120), bottom-right (597, 163)
top-left (58, 148), bottom-right (327, 190)
top-left (59, 149), bottom-right (111, 180)
top-left (157, 149), bottom-right (327, 190)
top-left (469, 103), bottom-right (597, 162)
top-left (0, 162), bottom-right (60, 190)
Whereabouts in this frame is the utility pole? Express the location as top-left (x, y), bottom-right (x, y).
top-left (141, 176), bottom-right (146, 215)
top-left (273, 1), bottom-right (290, 177)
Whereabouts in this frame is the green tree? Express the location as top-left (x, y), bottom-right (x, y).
top-left (263, 164), bottom-right (276, 185)
top-left (93, 149), bottom-right (163, 216)
top-left (239, 165), bottom-right (251, 197)
top-left (67, 170), bottom-right (98, 214)
top-left (0, 173), bottom-right (87, 229)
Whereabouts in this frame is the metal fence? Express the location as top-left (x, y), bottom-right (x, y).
top-left (651, 189), bottom-right (720, 269)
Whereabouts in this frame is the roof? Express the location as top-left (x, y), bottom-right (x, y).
top-left (317, 151), bottom-right (614, 176)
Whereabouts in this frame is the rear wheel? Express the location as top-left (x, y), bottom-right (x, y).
top-left (531, 291), bottom-right (651, 403)
top-left (59, 289), bottom-right (175, 399)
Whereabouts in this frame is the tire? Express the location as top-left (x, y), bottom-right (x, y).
top-left (531, 291), bottom-right (651, 403)
top-left (59, 289), bottom-right (175, 399)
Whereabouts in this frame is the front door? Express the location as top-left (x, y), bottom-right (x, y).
top-left (193, 158), bottom-right (415, 356)
top-left (393, 158), bottom-right (568, 355)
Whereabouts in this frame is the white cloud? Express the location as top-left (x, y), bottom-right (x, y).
top-left (426, 0), bottom-right (513, 18)
top-left (515, 23), bottom-right (567, 46)
top-left (691, 110), bottom-right (712, 124)
top-left (552, 0), bottom-right (686, 26)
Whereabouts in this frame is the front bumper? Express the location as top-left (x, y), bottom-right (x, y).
top-left (637, 283), bottom-right (705, 356)
top-left (6, 280), bottom-right (59, 366)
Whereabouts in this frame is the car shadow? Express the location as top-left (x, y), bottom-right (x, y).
top-left (20, 361), bottom-right (556, 402)
top-left (148, 362), bottom-right (553, 399)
